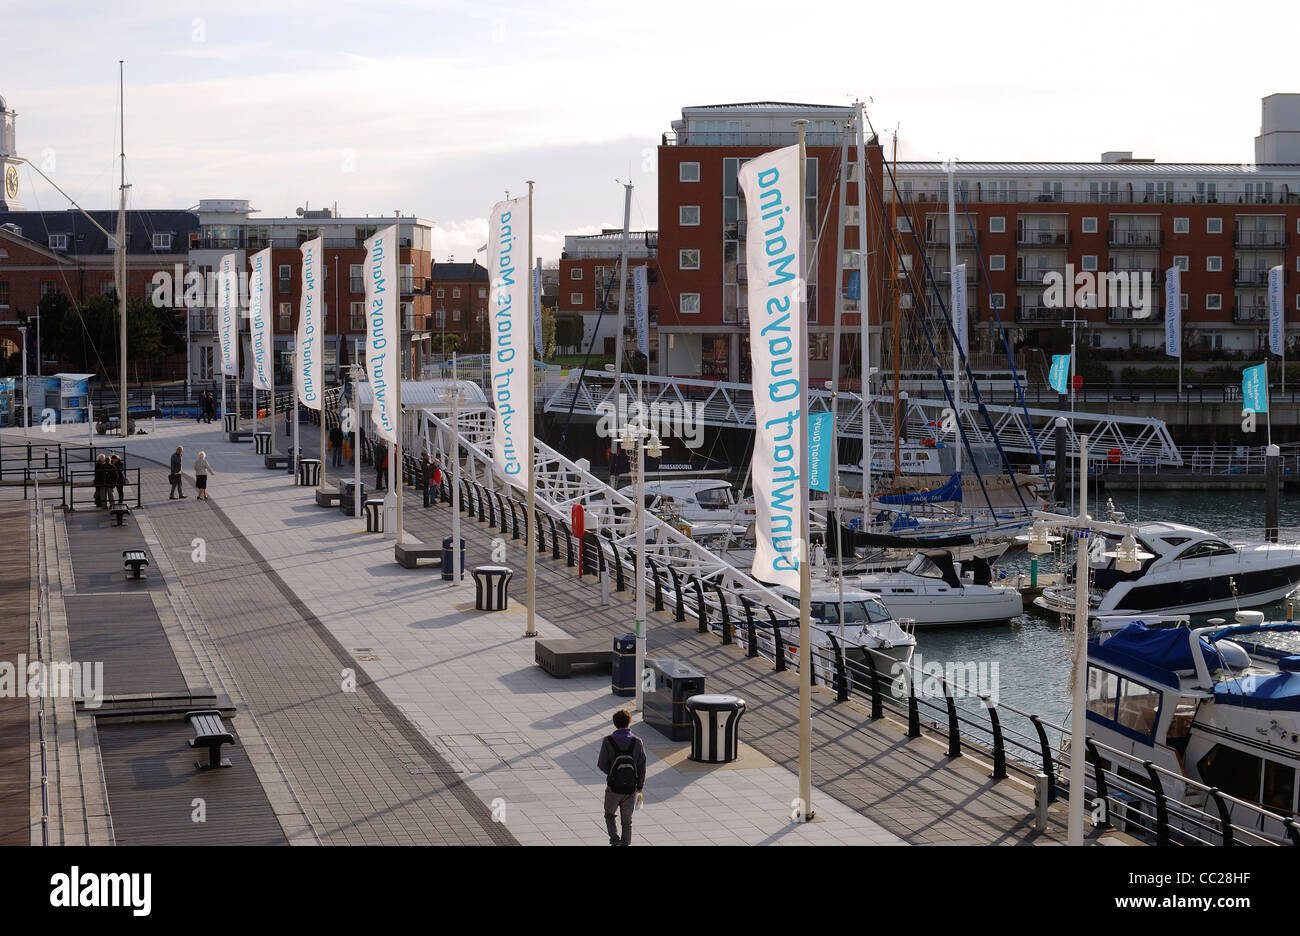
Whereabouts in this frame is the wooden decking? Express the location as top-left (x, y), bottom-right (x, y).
top-left (0, 502), bottom-right (31, 846)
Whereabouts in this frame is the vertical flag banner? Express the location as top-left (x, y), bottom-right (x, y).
top-left (1242, 362), bottom-right (1269, 414)
top-left (634, 265), bottom-right (649, 356)
top-left (532, 259), bottom-right (543, 358)
top-left (488, 196), bottom-right (531, 488)
top-left (739, 144), bottom-right (806, 590)
top-left (952, 262), bottom-right (968, 356)
top-left (297, 237), bottom-right (323, 410)
top-left (1164, 265), bottom-right (1181, 358)
top-left (218, 253), bottom-right (239, 377)
top-left (808, 411), bottom-right (833, 492)
top-left (1049, 354), bottom-right (1071, 395)
top-left (248, 247), bottom-right (273, 391)
top-left (1269, 264), bottom-right (1285, 356)
top-left (365, 225), bottom-right (400, 443)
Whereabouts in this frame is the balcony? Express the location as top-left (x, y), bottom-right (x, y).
top-left (1107, 266), bottom-right (1162, 285)
top-left (1234, 230), bottom-right (1288, 249)
top-left (1233, 304), bottom-right (1269, 323)
top-left (1233, 268), bottom-right (1275, 287)
top-left (925, 230), bottom-right (980, 247)
top-left (1016, 229), bottom-right (1070, 247)
top-left (188, 311), bottom-right (217, 332)
top-left (1016, 266), bottom-right (1065, 285)
top-left (1015, 304), bottom-right (1061, 323)
top-left (400, 277), bottom-right (415, 294)
top-left (928, 266), bottom-right (981, 286)
top-left (1106, 306), bottom-right (1163, 323)
top-left (1107, 229), bottom-right (1162, 249)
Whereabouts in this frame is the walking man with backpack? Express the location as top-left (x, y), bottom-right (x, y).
top-left (596, 709), bottom-right (646, 846)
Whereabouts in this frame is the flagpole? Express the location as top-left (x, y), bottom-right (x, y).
top-left (525, 180), bottom-right (538, 638)
top-left (396, 228), bottom-right (404, 545)
top-left (794, 119), bottom-right (813, 822)
top-left (452, 352), bottom-right (463, 584)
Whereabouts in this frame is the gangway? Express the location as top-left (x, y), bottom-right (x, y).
top-left (544, 371), bottom-right (1183, 467)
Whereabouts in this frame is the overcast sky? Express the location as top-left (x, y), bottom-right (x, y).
top-left (6, 0), bottom-right (1296, 262)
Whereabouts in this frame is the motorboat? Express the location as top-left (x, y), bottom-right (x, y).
top-left (1084, 614), bottom-right (1299, 839)
top-left (770, 583), bottom-right (917, 675)
top-left (616, 478), bottom-right (749, 527)
top-left (1034, 521), bottom-right (1300, 618)
top-left (844, 550), bottom-right (1023, 626)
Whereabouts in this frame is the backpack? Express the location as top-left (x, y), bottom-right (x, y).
top-left (606, 736), bottom-right (639, 795)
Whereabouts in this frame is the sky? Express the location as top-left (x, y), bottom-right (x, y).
top-left (6, 0), bottom-right (1298, 263)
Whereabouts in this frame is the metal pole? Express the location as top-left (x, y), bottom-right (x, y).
top-left (1266, 443), bottom-right (1280, 543)
top-left (525, 180), bottom-right (537, 638)
top-left (353, 366), bottom-right (361, 519)
top-left (634, 378), bottom-right (647, 713)
top-left (795, 119), bottom-right (814, 822)
top-left (18, 326), bottom-right (26, 432)
top-left (613, 182), bottom-right (633, 380)
top-left (856, 100), bottom-right (873, 525)
top-left (946, 159), bottom-right (961, 477)
top-left (452, 353), bottom-right (462, 584)
top-left (118, 61), bottom-right (128, 441)
top-left (1068, 432), bottom-right (1090, 847)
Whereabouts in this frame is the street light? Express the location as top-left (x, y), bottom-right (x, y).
top-left (17, 324), bottom-right (27, 431)
top-left (613, 379), bottom-right (666, 714)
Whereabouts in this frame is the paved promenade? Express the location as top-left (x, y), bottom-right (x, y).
top-left (2, 415), bottom-right (1091, 846)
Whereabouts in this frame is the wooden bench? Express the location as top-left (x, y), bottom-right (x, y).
top-left (264, 453), bottom-right (290, 470)
top-left (535, 636), bottom-right (613, 678)
top-left (122, 549), bottom-right (148, 580)
top-left (395, 541), bottom-right (442, 569)
top-left (186, 709), bottom-right (236, 770)
top-left (110, 506), bottom-right (131, 527)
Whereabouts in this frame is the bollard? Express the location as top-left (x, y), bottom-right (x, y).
top-left (1030, 557), bottom-right (1038, 589)
top-left (1034, 773), bottom-right (1050, 832)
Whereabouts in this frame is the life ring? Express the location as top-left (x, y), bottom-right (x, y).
top-left (921, 438), bottom-right (936, 447)
top-left (1108, 448), bottom-right (1121, 464)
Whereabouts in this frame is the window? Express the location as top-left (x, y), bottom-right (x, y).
top-left (679, 161), bottom-right (700, 183)
top-left (48, 233), bottom-right (68, 250)
top-left (1086, 666), bottom-right (1119, 720)
top-left (897, 217), bottom-right (912, 233)
top-left (1082, 217), bottom-right (1098, 234)
top-left (436, 287), bottom-right (445, 298)
top-left (1181, 293), bottom-right (1189, 310)
top-left (1207, 256), bottom-right (1222, 272)
top-left (679, 205), bottom-right (700, 226)
top-left (278, 302), bottom-right (292, 331)
top-left (989, 217), bottom-right (1005, 234)
top-left (434, 308), bottom-right (445, 328)
top-left (1176, 539), bottom-right (1235, 560)
top-left (152, 232), bottom-right (172, 250)
top-left (1263, 760), bottom-right (1296, 813)
top-left (990, 293), bottom-right (1005, 310)
top-left (453, 307), bottom-right (461, 322)
top-left (1115, 678), bottom-right (1161, 739)
top-left (680, 292), bottom-right (701, 314)
top-left (452, 287), bottom-right (461, 298)
top-left (1173, 217), bottom-right (1189, 234)
top-left (569, 292), bottom-right (583, 306)
top-left (278, 263), bottom-right (292, 294)
top-left (679, 249), bottom-right (700, 270)
top-left (349, 263), bottom-right (363, 293)
top-left (349, 302), bottom-right (365, 331)
top-left (1174, 255), bottom-right (1189, 271)
top-left (1197, 181), bottom-right (1218, 203)
top-left (1081, 255), bottom-right (1098, 272)
top-left (477, 288), bottom-right (486, 299)
top-left (0, 281), bottom-right (7, 307)
top-left (1206, 293), bottom-right (1222, 310)
top-left (101, 280), bottom-right (116, 296)
top-left (400, 263), bottom-right (414, 293)
top-left (989, 255), bottom-right (1005, 271)
top-left (1197, 745), bottom-right (1262, 804)
top-left (1207, 218), bottom-right (1223, 234)
top-left (40, 280), bottom-right (57, 297)
top-left (570, 268), bottom-right (583, 280)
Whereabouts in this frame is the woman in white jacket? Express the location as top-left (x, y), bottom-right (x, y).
top-left (194, 452), bottom-right (215, 501)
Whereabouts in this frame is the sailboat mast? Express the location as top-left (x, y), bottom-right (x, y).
top-left (889, 132), bottom-right (900, 481)
top-left (613, 182), bottom-right (633, 381)
top-left (118, 61), bottom-right (128, 439)
top-left (855, 100), bottom-right (872, 526)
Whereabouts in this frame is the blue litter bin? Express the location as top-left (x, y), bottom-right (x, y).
top-left (441, 536), bottom-right (465, 581)
top-left (612, 634), bottom-right (637, 697)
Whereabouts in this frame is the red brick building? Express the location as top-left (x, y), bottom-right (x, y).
top-left (430, 260), bottom-right (490, 354)
top-left (557, 231), bottom-right (661, 362)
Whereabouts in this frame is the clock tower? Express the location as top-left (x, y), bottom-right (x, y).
top-left (0, 95), bottom-right (23, 211)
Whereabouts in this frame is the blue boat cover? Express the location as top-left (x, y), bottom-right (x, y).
top-left (1213, 671), bottom-right (1300, 711)
top-left (878, 472), bottom-right (964, 505)
top-left (1090, 623), bottom-right (1222, 688)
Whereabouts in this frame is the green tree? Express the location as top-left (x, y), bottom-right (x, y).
top-left (540, 307), bottom-right (557, 360)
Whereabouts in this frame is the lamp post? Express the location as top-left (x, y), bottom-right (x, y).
top-left (17, 324), bottom-right (27, 432)
top-left (616, 379), bottom-right (664, 714)
top-left (447, 353), bottom-right (468, 584)
top-left (350, 363), bottom-right (363, 519)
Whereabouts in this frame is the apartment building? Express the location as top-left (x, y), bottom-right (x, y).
top-left (557, 230), bottom-right (660, 363)
top-left (429, 260), bottom-right (490, 353)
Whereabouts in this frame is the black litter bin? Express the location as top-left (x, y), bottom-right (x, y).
top-left (339, 479), bottom-right (365, 515)
top-left (611, 634), bottom-right (637, 697)
top-left (685, 694), bottom-right (746, 763)
top-left (441, 536), bottom-right (466, 581)
top-left (643, 659), bottom-right (705, 742)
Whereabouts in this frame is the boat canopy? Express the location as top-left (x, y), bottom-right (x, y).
top-left (1091, 623), bottom-right (1223, 688)
top-left (878, 472), bottom-right (963, 505)
top-left (1213, 664), bottom-right (1300, 712)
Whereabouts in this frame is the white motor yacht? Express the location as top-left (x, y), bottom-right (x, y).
top-left (846, 550), bottom-right (1023, 626)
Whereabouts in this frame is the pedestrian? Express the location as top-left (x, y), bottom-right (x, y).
top-left (112, 454), bottom-right (126, 507)
top-left (329, 423), bottom-right (344, 468)
top-left (193, 451), bottom-right (214, 501)
top-left (169, 445), bottom-right (187, 499)
top-left (203, 391), bottom-right (214, 424)
top-left (431, 455), bottom-right (444, 503)
top-left (93, 455), bottom-right (108, 508)
top-left (374, 441), bottom-right (388, 491)
top-left (596, 709), bottom-right (646, 847)
top-left (285, 403), bottom-right (292, 437)
top-left (610, 448), bottom-right (630, 489)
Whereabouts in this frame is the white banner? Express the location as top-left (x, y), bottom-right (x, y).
top-left (488, 196), bottom-right (531, 488)
top-left (739, 144), bottom-right (806, 590)
top-left (634, 265), bottom-right (649, 356)
top-left (952, 262), bottom-right (967, 357)
top-left (297, 237), bottom-right (324, 410)
top-left (532, 259), bottom-right (543, 357)
top-left (248, 247), bottom-right (273, 391)
top-left (1164, 265), bottom-right (1181, 358)
top-left (365, 225), bottom-right (400, 444)
top-left (1269, 264), bottom-right (1285, 357)
top-left (218, 253), bottom-right (239, 377)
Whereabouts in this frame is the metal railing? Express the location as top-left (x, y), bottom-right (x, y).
top-left (62, 466), bottom-right (143, 511)
top-left (1107, 230), bottom-right (1163, 248)
top-left (1234, 231), bottom-right (1288, 248)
